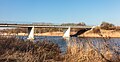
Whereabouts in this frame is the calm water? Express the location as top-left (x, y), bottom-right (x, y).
top-left (17, 36), bottom-right (120, 53)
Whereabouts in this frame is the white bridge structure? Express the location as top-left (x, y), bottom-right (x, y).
top-left (0, 24), bottom-right (92, 40)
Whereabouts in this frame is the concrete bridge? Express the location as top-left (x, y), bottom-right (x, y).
top-left (0, 24), bottom-right (92, 28)
top-left (0, 23), bottom-right (93, 40)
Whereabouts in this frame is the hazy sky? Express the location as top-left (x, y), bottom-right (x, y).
top-left (0, 0), bottom-right (120, 25)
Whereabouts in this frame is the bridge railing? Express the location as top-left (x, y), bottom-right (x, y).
top-left (0, 24), bottom-right (92, 28)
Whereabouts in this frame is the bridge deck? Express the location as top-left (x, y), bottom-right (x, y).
top-left (0, 24), bottom-right (92, 28)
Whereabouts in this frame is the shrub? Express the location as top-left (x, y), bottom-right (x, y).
top-left (100, 22), bottom-right (115, 30)
top-left (92, 26), bottom-right (101, 33)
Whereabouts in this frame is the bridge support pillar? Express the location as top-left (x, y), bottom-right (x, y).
top-left (63, 27), bottom-right (71, 38)
top-left (27, 26), bottom-right (34, 40)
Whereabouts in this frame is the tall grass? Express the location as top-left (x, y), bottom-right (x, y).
top-left (0, 36), bottom-right (120, 62)
top-left (64, 37), bottom-right (120, 62)
top-left (0, 36), bottom-right (64, 62)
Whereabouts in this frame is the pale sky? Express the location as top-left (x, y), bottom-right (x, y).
top-left (0, 0), bottom-right (120, 25)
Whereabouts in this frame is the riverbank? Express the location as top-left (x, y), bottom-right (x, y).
top-left (39, 29), bottom-right (120, 37)
top-left (80, 29), bottom-right (120, 37)
top-left (1, 29), bottom-right (120, 37)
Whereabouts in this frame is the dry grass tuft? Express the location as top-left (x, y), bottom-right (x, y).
top-left (0, 36), bottom-right (64, 62)
top-left (64, 38), bottom-right (120, 62)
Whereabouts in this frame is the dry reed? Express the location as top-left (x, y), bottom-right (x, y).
top-left (0, 36), bottom-right (120, 62)
top-left (0, 36), bottom-right (64, 62)
top-left (64, 37), bottom-right (120, 62)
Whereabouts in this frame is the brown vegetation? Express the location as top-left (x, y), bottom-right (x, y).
top-left (100, 22), bottom-right (115, 30)
top-left (0, 36), bottom-right (64, 62)
top-left (64, 38), bottom-right (120, 62)
top-left (0, 36), bottom-right (120, 62)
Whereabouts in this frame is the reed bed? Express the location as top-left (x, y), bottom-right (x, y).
top-left (64, 37), bottom-right (120, 62)
top-left (0, 36), bottom-right (120, 62)
top-left (0, 36), bottom-right (64, 62)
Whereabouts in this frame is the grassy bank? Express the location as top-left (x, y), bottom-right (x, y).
top-left (0, 36), bottom-right (120, 62)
